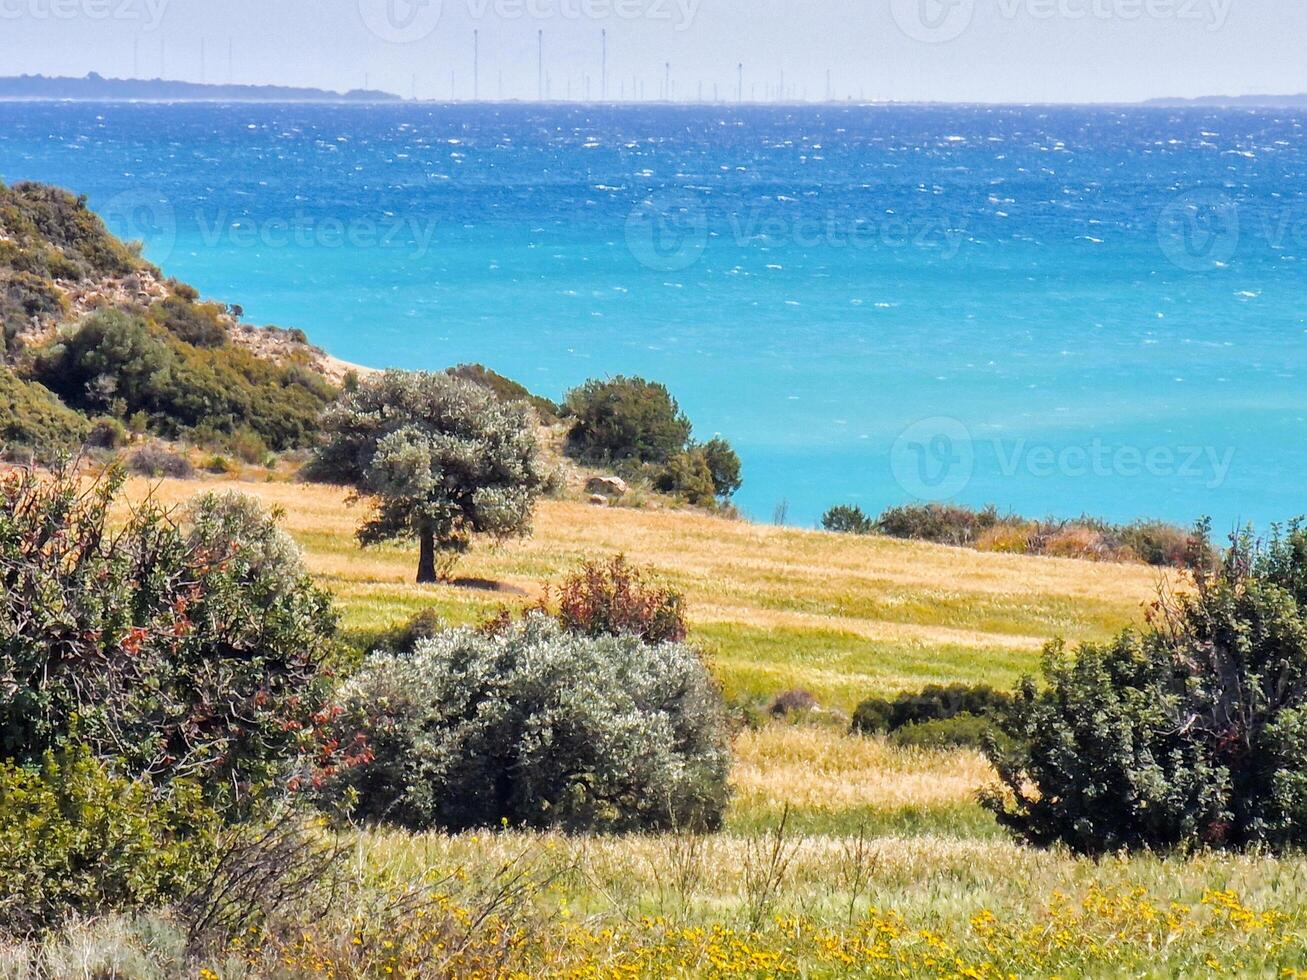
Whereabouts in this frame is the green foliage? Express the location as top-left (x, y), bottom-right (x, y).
top-left (822, 504), bottom-right (874, 535)
top-left (147, 295), bottom-right (228, 348)
top-left (0, 366), bottom-right (88, 456)
top-left (31, 308), bottom-right (334, 450)
top-left (698, 436), bottom-right (743, 499)
top-left (888, 714), bottom-right (1001, 751)
top-left (0, 467), bottom-right (339, 808)
top-left (327, 615), bottom-right (730, 833)
top-left (562, 377), bottom-right (743, 506)
top-left (654, 448), bottom-right (718, 506)
top-left (87, 414), bottom-right (129, 449)
top-left (564, 376), bottom-right (692, 465)
top-left (985, 519), bottom-right (1307, 854)
top-left (851, 683), bottom-right (1012, 736)
top-left (0, 180), bottom-right (142, 281)
top-left (0, 743), bottom-right (220, 934)
top-left (313, 370), bottom-right (547, 582)
top-left (445, 362), bottom-right (561, 422)
top-left (554, 554), bottom-right (688, 644)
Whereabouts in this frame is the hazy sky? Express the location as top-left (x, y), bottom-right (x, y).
top-left (1, 0), bottom-right (1305, 103)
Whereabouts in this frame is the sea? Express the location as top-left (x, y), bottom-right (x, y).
top-left (1, 101), bottom-right (1304, 531)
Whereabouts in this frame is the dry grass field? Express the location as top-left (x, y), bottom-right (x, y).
top-left (132, 475), bottom-right (1165, 710)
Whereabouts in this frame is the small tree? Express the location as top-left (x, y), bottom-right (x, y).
top-left (698, 436), bottom-right (742, 499)
top-left (985, 519), bottom-right (1307, 854)
top-left (314, 370), bottom-right (546, 583)
top-left (564, 375), bottom-right (691, 465)
top-left (822, 504), bottom-right (874, 535)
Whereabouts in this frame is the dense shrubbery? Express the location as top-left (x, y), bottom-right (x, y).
top-left (0, 467), bottom-right (340, 807)
top-left (327, 615), bottom-right (730, 833)
top-left (985, 520), bottom-right (1307, 854)
top-left (845, 501), bottom-right (1207, 568)
top-left (0, 366), bottom-right (88, 456)
top-left (31, 308), bottom-right (335, 450)
top-left (563, 375), bottom-right (742, 506)
top-left (851, 683), bottom-right (1012, 737)
top-left (313, 370), bottom-right (547, 582)
top-left (0, 744), bottom-right (220, 933)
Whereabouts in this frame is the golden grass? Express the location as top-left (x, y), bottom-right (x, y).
top-left (731, 725), bottom-right (991, 813)
top-left (130, 475), bottom-right (1167, 708)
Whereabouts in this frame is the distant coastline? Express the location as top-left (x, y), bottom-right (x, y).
top-left (0, 72), bottom-right (402, 104)
top-left (3, 74), bottom-right (1305, 108)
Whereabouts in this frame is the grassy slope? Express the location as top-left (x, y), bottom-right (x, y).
top-left (135, 476), bottom-right (1164, 711)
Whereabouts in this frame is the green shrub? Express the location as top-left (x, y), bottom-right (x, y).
top-left (328, 615), bottom-right (729, 833)
top-left (0, 467), bottom-right (339, 809)
top-left (32, 308), bottom-right (335, 450)
top-left (852, 683), bottom-right (1011, 735)
top-left (985, 519), bottom-right (1307, 854)
top-left (228, 426), bottom-right (269, 464)
top-left (889, 714), bottom-right (999, 751)
top-left (564, 376), bottom-right (692, 465)
top-left (380, 607), bottom-right (445, 653)
top-left (0, 743), bottom-right (220, 934)
top-left (654, 448), bottom-right (718, 506)
top-left (822, 504), bottom-right (874, 535)
top-left (0, 367), bottom-right (88, 456)
top-left (87, 414), bottom-right (129, 449)
top-left (147, 295), bottom-right (229, 348)
top-left (0, 270), bottom-right (67, 354)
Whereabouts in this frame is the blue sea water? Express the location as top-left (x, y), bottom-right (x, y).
top-left (1, 101), bottom-right (1304, 530)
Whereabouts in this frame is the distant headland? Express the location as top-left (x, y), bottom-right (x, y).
top-left (1142, 93), bottom-right (1307, 108)
top-left (0, 72), bottom-right (402, 103)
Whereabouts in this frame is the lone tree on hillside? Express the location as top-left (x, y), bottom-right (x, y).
top-left (313, 370), bottom-right (547, 583)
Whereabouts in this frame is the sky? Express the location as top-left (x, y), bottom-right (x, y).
top-left (1, 0), bottom-right (1305, 103)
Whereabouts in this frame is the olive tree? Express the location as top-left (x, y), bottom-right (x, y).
top-left (313, 370), bottom-right (546, 582)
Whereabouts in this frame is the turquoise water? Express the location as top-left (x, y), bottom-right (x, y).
top-left (1, 102), bottom-right (1304, 529)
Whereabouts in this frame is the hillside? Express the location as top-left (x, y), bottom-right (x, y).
top-left (0, 180), bottom-right (341, 454)
top-left (132, 475), bottom-right (1166, 709)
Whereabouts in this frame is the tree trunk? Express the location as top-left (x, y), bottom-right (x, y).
top-left (416, 524), bottom-right (438, 584)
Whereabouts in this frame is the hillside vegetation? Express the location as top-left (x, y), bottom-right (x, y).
top-left (0, 180), bottom-right (338, 455)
